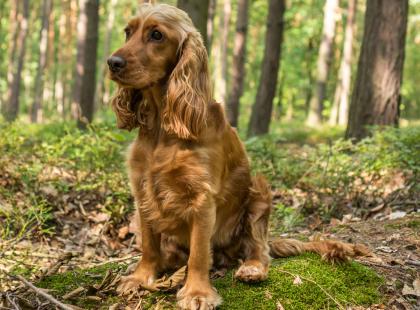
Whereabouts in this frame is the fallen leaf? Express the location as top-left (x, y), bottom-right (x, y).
top-left (375, 246), bottom-right (395, 253)
top-left (118, 226), bottom-right (129, 239)
top-left (329, 218), bottom-right (341, 226)
top-left (402, 278), bottom-right (420, 297)
top-left (389, 211), bottom-right (406, 220)
top-left (40, 185), bottom-right (58, 197)
top-left (293, 275), bottom-right (303, 285)
top-left (152, 266), bottom-right (187, 291)
top-left (276, 301), bottom-right (285, 310)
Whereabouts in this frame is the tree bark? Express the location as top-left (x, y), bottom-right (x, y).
top-left (214, 0), bottom-right (231, 104)
top-left (247, 0), bottom-right (285, 137)
top-left (345, 0), bottom-right (408, 141)
top-left (95, 0), bottom-right (117, 108)
top-left (1, 1), bottom-right (18, 113)
top-left (226, 0), bottom-right (248, 127)
top-left (2, 0), bottom-right (29, 122)
top-left (31, 0), bottom-right (53, 123)
top-left (177, 0), bottom-right (209, 49)
top-left (72, 0), bottom-right (99, 128)
top-left (306, 0), bottom-right (338, 126)
top-left (330, 0), bottom-right (357, 126)
top-left (206, 0), bottom-right (217, 55)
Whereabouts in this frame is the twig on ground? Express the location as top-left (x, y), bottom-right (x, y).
top-left (5, 293), bottom-right (20, 310)
top-left (91, 254), bottom-right (141, 267)
top-left (406, 259), bottom-right (420, 267)
top-left (4, 272), bottom-right (75, 310)
top-left (354, 259), bottom-right (397, 270)
top-left (276, 268), bottom-right (345, 310)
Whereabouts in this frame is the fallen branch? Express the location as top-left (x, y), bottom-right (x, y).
top-left (5, 272), bottom-right (75, 310)
top-left (91, 254), bottom-right (141, 267)
top-left (276, 268), bottom-right (345, 310)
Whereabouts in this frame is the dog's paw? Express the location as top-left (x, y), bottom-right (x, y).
top-left (177, 283), bottom-right (222, 310)
top-left (235, 260), bottom-right (268, 283)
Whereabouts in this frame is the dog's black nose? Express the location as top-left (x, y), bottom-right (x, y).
top-left (107, 55), bottom-right (126, 72)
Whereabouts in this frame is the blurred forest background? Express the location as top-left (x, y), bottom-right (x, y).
top-left (1, 1), bottom-right (420, 308)
top-left (0, 0), bottom-right (419, 137)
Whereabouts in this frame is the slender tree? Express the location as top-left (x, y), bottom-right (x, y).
top-left (306, 0), bottom-right (338, 126)
top-left (2, 0), bottom-right (30, 122)
top-left (1, 1), bottom-right (18, 109)
top-left (177, 0), bottom-right (210, 49)
top-left (330, 0), bottom-right (357, 126)
top-left (226, 0), bottom-right (248, 127)
top-left (31, 0), bottom-right (53, 123)
top-left (214, 0), bottom-right (231, 103)
top-left (247, 0), bottom-right (286, 137)
top-left (345, 0), bottom-right (409, 141)
top-left (206, 0), bottom-right (217, 54)
top-left (95, 0), bottom-right (117, 108)
top-left (72, 0), bottom-right (99, 128)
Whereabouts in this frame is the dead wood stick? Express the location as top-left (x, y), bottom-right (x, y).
top-left (276, 268), bottom-right (345, 310)
top-left (7, 273), bottom-right (75, 310)
top-left (90, 254), bottom-right (141, 267)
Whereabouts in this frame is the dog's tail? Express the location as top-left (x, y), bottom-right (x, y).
top-left (269, 238), bottom-right (370, 263)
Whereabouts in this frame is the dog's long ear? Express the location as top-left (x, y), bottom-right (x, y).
top-left (162, 32), bottom-right (211, 140)
top-left (111, 87), bottom-right (143, 131)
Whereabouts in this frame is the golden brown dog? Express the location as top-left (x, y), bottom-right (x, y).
top-left (107, 4), bottom-right (368, 309)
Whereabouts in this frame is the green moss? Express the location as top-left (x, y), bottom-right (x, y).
top-left (385, 219), bottom-right (420, 230)
top-left (215, 254), bottom-right (384, 310)
top-left (406, 220), bottom-right (420, 229)
top-left (36, 254), bottom-right (384, 309)
top-left (37, 263), bottom-right (124, 308)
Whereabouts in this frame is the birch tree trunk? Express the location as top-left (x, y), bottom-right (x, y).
top-left (330, 0), bottom-right (357, 126)
top-left (306, 0), bottom-right (338, 126)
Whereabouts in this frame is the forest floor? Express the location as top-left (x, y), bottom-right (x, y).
top-left (0, 122), bottom-right (419, 309)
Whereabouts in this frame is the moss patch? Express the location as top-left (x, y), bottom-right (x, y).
top-left (36, 254), bottom-right (384, 309)
top-left (215, 254), bottom-right (384, 310)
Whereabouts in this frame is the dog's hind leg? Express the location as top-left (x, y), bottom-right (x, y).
top-left (235, 175), bottom-right (272, 283)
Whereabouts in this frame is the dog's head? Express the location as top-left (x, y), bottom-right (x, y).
top-left (108, 4), bottom-right (210, 139)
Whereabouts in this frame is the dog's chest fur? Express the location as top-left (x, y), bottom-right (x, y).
top-left (127, 137), bottom-right (212, 235)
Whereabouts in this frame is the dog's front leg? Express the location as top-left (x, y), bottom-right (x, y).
top-left (177, 198), bottom-right (222, 310)
top-left (117, 210), bottom-right (161, 293)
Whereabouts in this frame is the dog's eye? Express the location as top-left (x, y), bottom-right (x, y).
top-left (150, 30), bottom-right (163, 41)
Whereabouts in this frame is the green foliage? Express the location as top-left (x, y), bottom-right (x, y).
top-left (246, 124), bottom-right (420, 221)
top-left (0, 121), bottom-right (135, 239)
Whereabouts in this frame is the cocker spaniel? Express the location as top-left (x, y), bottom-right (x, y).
top-left (107, 4), bottom-right (368, 309)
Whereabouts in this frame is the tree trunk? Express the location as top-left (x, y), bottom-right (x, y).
top-left (306, 0), bottom-right (338, 126)
top-left (72, 0), bottom-right (99, 128)
top-left (31, 0), bottom-right (53, 123)
top-left (226, 0), bottom-right (248, 127)
top-left (330, 0), bottom-right (357, 126)
top-left (206, 0), bottom-right (217, 55)
top-left (345, 0), bottom-right (408, 141)
top-left (214, 0), bottom-right (231, 104)
top-left (177, 0), bottom-right (209, 49)
top-left (2, 0), bottom-right (29, 122)
top-left (247, 0), bottom-right (285, 137)
top-left (95, 0), bottom-right (117, 108)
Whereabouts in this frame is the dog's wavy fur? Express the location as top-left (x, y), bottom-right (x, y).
top-left (109, 4), bottom-right (369, 309)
